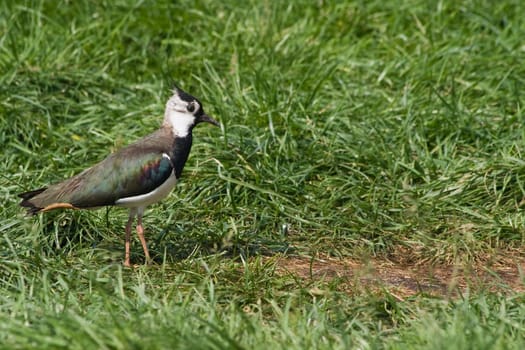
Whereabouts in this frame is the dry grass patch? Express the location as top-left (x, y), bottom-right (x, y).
top-left (272, 248), bottom-right (525, 299)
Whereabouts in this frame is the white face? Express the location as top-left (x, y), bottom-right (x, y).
top-left (163, 92), bottom-right (200, 137)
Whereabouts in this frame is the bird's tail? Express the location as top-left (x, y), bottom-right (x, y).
top-left (18, 188), bottom-right (47, 215)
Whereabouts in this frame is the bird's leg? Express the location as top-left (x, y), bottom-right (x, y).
top-left (124, 212), bottom-right (135, 267)
top-left (136, 212), bottom-right (151, 265)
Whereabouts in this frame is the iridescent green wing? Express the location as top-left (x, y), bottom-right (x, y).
top-left (67, 151), bottom-right (173, 208)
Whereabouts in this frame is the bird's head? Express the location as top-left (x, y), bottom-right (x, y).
top-left (164, 87), bottom-right (219, 137)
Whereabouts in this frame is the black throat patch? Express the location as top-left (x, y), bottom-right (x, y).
top-left (171, 134), bottom-right (193, 178)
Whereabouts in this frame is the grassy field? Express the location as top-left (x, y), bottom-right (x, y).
top-left (1, 0), bottom-right (525, 348)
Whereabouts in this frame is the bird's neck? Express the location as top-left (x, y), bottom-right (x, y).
top-left (170, 134), bottom-right (193, 178)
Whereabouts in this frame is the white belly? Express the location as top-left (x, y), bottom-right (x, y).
top-left (115, 172), bottom-right (177, 208)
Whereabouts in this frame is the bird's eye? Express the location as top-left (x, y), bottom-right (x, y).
top-left (186, 103), bottom-right (195, 113)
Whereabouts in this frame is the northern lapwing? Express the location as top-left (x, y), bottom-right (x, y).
top-left (18, 87), bottom-right (219, 267)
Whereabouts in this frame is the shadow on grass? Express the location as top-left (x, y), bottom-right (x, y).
top-left (151, 233), bottom-right (295, 265)
top-left (34, 211), bottom-right (294, 265)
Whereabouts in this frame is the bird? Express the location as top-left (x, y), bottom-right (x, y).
top-left (18, 87), bottom-right (219, 267)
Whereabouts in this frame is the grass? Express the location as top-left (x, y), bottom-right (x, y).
top-left (1, 0), bottom-right (525, 348)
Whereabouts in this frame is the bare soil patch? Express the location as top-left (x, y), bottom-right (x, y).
top-left (273, 248), bottom-right (525, 299)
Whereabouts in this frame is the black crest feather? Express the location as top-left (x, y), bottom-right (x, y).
top-left (175, 86), bottom-right (196, 103)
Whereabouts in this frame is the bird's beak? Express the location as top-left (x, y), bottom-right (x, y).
top-left (200, 114), bottom-right (220, 127)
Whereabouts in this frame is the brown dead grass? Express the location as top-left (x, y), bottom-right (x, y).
top-left (272, 247), bottom-right (525, 300)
